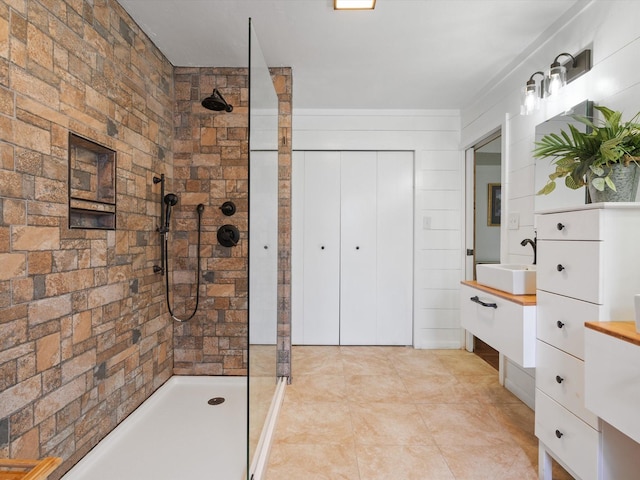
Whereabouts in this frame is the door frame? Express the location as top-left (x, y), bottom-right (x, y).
top-left (463, 128), bottom-right (502, 353)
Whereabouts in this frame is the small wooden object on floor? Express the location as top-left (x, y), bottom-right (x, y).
top-left (0, 458), bottom-right (62, 480)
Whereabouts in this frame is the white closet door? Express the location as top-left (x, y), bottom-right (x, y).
top-left (377, 152), bottom-right (414, 345)
top-left (249, 151), bottom-right (278, 344)
top-left (340, 152), bottom-right (378, 345)
top-left (300, 151), bottom-right (341, 344)
top-left (291, 152), bottom-right (304, 344)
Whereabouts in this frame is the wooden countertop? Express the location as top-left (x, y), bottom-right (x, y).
top-left (461, 281), bottom-right (537, 306)
top-left (585, 321), bottom-right (640, 347)
top-left (0, 458), bottom-right (61, 480)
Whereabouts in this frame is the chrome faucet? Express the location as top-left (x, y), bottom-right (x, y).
top-left (520, 236), bottom-right (537, 265)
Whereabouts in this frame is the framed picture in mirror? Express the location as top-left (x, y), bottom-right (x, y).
top-left (488, 183), bottom-right (501, 226)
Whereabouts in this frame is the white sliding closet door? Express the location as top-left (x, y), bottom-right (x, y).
top-left (340, 152), bottom-right (378, 345)
top-left (249, 151), bottom-right (278, 344)
top-left (377, 152), bottom-right (414, 344)
top-left (295, 151), bottom-right (341, 344)
top-left (292, 150), bottom-right (413, 346)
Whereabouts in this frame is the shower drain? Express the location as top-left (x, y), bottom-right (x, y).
top-left (207, 397), bottom-right (225, 405)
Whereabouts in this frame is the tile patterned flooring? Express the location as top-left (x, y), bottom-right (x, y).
top-left (266, 346), bottom-right (573, 479)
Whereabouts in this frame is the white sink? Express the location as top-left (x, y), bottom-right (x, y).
top-left (475, 264), bottom-right (536, 295)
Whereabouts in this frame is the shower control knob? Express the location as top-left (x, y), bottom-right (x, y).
top-left (556, 321), bottom-right (565, 329)
top-left (216, 225), bottom-right (240, 247)
top-left (556, 264), bottom-right (565, 272)
top-left (220, 201), bottom-right (236, 216)
top-left (555, 375), bottom-right (564, 384)
top-left (555, 429), bottom-right (564, 439)
top-left (557, 223), bottom-right (565, 231)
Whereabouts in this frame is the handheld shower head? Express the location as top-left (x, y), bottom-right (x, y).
top-left (164, 193), bottom-right (178, 206)
top-left (201, 89), bottom-right (233, 112)
top-left (164, 193), bottom-right (178, 231)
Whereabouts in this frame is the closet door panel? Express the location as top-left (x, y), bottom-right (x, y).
top-left (291, 152), bottom-right (304, 344)
top-left (377, 152), bottom-right (414, 345)
top-left (249, 151), bottom-right (278, 344)
top-left (340, 152), bottom-right (377, 345)
top-left (302, 151), bottom-right (341, 344)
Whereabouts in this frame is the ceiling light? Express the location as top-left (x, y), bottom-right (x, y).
top-left (334, 0), bottom-right (376, 10)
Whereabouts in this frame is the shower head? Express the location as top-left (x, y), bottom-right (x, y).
top-left (164, 193), bottom-right (178, 206)
top-left (201, 89), bottom-right (233, 112)
top-left (164, 193), bottom-right (178, 231)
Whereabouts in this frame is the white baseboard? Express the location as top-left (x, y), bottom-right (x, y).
top-left (502, 357), bottom-right (535, 409)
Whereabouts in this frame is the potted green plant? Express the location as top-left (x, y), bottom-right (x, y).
top-left (534, 105), bottom-right (640, 202)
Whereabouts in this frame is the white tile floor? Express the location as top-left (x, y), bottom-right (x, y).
top-left (266, 346), bottom-right (573, 479)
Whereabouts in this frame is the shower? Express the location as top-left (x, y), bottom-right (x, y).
top-left (153, 174), bottom-right (204, 322)
top-left (201, 88), bottom-right (234, 112)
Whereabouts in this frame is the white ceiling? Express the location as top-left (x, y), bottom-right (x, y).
top-left (118, 0), bottom-right (586, 110)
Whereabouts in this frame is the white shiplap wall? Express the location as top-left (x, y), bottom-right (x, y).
top-left (292, 109), bottom-right (463, 348)
top-left (461, 0), bottom-right (640, 406)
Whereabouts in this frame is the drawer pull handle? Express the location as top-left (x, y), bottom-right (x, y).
top-left (556, 321), bottom-right (565, 329)
top-left (557, 223), bottom-right (565, 231)
top-left (555, 429), bottom-right (564, 439)
top-left (470, 296), bottom-right (497, 309)
top-left (321, 246), bottom-right (325, 250)
top-left (556, 264), bottom-right (565, 272)
top-left (555, 375), bottom-right (564, 384)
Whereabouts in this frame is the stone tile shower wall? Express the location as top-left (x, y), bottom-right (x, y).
top-left (273, 68), bottom-right (292, 378)
top-left (0, 0), bottom-right (173, 477)
top-left (172, 67), bottom-right (249, 375)
top-left (171, 67), bottom-right (292, 377)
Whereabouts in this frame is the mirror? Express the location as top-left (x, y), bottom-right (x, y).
top-left (248, 18), bottom-right (279, 474)
top-left (534, 100), bottom-right (593, 212)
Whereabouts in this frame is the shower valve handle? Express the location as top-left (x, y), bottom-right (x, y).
top-left (217, 225), bottom-right (240, 247)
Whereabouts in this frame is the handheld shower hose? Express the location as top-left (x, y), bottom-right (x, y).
top-left (162, 196), bottom-right (205, 322)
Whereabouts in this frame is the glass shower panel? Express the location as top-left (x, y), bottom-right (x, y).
top-left (248, 18), bottom-right (279, 475)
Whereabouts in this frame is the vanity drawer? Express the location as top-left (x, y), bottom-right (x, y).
top-left (537, 209), bottom-right (602, 241)
top-left (536, 290), bottom-right (601, 359)
top-left (460, 284), bottom-right (536, 367)
top-left (536, 340), bottom-right (598, 429)
top-left (535, 390), bottom-right (600, 480)
top-left (537, 240), bottom-right (603, 304)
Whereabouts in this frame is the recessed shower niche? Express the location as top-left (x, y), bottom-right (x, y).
top-left (68, 133), bottom-right (116, 229)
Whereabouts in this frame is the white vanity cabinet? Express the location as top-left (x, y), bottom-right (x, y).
top-left (584, 322), bottom-right (640, 480)
top-left (535, 203), bottom-right (640, 480)
top-left (460, 281), bottom-right (536, 368)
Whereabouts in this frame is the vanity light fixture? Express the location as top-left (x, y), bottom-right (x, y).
top-left (545, 49), bottom-right (592, 97)
top-left (520, 48), bottom-right (592, 115)
top-left (521, 71), bottom-right (544, 116)
top-left (334, 0), bottom-right (376, 10)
